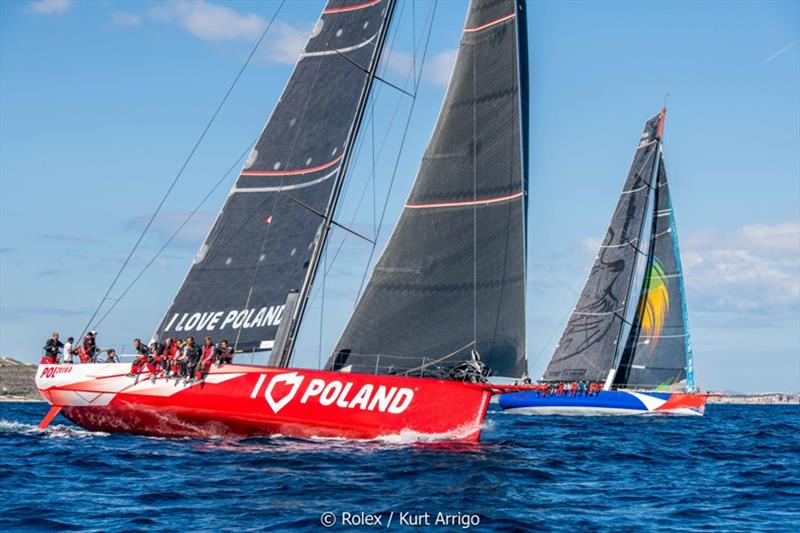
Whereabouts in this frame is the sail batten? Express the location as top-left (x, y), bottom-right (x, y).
top-left (328, 0), bottom-right (529, 379)
top-left (154, 0), bottom-right (395, 352)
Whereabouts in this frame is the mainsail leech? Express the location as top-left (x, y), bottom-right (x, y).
top-left (329, 0), bottom-right (529, 379)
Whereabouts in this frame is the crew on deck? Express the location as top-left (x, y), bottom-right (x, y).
top-left (62, 336), bottom-right (75, 364)
top-left (519, 381), bottom-right (604, 397)
top-left (217, 340), bottom-right (234, 365)
top-left (40, 330), bottom-right (237, 380)
top-left (129, 338), bottom-right (152, 376)
top-left (105, 349), bottom-right (119, 363)
top-left (78, 331), bottom-right (99, 363)
top-left (41, 332), bottom-right (63, 364)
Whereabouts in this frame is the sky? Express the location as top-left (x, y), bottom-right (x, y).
top-left (1, 0), bottom-right (798, 393)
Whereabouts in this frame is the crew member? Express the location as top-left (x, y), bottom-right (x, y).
top-left (194, 337), bottom-right (217, 380)
top-left (63, 336), bottom-right (75, 364)
top-left (42, 332), bottom-right (63, 364)
top-left (216, 340), bottom-right (234, 366)
top-left (129, 338), bottom-right (152, 376)
top-left (79, 331), bottom-right (99, 363)
top-left (106, 349), bottom-right (119, 363)
top-left (168, 339), bottom-right (183, 378)
top-left (162, 338), bottom-right (175, 374)
top-left (150, 341), bottom-right (166, 377)
top-left (183, 337), bottom-right (199, 379)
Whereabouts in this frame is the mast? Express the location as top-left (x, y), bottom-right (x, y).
top-left (604, 109), bottom-right (665, 388)
top-left (275, 0), bottom-right (398, 368)
top-left (515, 0), bottom-right (531, 368)
top-left (328, 0), bottom-right (529, 380)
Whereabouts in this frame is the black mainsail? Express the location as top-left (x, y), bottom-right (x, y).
top-left (328, 0), bottom-right (529, 379)
top-left (155, 0), bottom-right (395, 353)
top-left (541, 111), bottom-right (663, 384)
top-left (614, 153), bottom-right (695, 391)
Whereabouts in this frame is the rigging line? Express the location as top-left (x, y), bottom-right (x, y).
top-left (282, 0), bottom-right (401, 366)
top-left (371, 96), bottom-right (378, 241)
top-left (93, 142), bottom-right (256, 329)
top-left (472, 15), bottom-right (478, 349)
top-left (400, 341), bottom-right (475, 375)
top-left (335, 48), bottom-right (415, 98)
top-left (84, 0), bottom-right (287, 335)
top-left (353, 0), bottom-right (437, 301)
top-left (322, 0), bottom-right (408, 225)
top-left (613, 310), bottom-right (638, 329)
top-left (284, 0), bottom-right (416, 330)
top-left (320, 28), bottom-right (420, 278)
top-left (309, 0), bottom-right (430, 312)
top-left (411, 0), bottom-right (416, 89)
top-left (281, 192), bottom-right (375, 243)
top-left (318, 244), bottom-right (326, 369)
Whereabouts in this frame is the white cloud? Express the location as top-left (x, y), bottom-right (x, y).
top-left (150, 0), bottom-right (265, 42)
top-left (149, 1), bottom-right (311, 65)
top-left (262, 20), bottom-right (312, 65)
top-left (27, 0), bottom-right (71, 14)
top-left (383, 48), bottom-right (458, 88)
top-left (682, 221), bottom-right (800, 312)
top-left (383, 49), bottom-right (414, 79)
top-left (112, 12), bottom-right (141, 28)
top-left (424, 49), bottom-right (458, 87)
top-left (581, 237), bottom-right (602, 256)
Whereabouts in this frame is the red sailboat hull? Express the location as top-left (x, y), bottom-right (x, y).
top-left (35, 363), bottom-right (499, 442)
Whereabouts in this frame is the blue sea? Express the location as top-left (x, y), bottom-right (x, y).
top-left (0, 402), bottom-right (798, 532)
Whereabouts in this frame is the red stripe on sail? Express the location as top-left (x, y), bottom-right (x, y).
top-left (464, 12), bottom-right (516, 33)
top-left (241, 155), bottom-right (343, 177)
top-left (323, 0), bottom-right (383, 15)
top-left (405, 191), bottom-right (523, 209)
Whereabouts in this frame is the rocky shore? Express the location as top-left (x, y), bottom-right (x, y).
top-left (0, 357), bottom-right (40, 401)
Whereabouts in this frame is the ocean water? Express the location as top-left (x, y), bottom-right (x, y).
top-left (0, 402), bottom-right (797, 532)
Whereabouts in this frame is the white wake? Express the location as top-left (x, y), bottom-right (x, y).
top-left (0, 419), bottom-right (108, 439)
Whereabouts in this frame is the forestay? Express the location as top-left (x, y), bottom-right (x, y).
top-left (614, 153), bottom-right (695, 391)
top-left (541, 112), bottom-right (663, 383)
top-left (329, 0), bottom-right (529, 379)
top-left (155, 0), bottom-right (394, 352)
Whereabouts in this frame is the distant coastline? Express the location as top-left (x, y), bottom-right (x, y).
top-left (707, 393), bottom-right (799, 405)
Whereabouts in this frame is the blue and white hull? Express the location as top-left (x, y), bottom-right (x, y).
top-left (498, 390), bottom-right (706, 416)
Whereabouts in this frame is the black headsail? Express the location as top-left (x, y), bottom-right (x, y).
top-left (328, 0), bottom-right (529, 379)
top-left (541, 110), bottom-right (664, 385)
top-left (155, 0), bottom-right (396, 353)
top-left (614, 149), bottom-right (696, 391)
